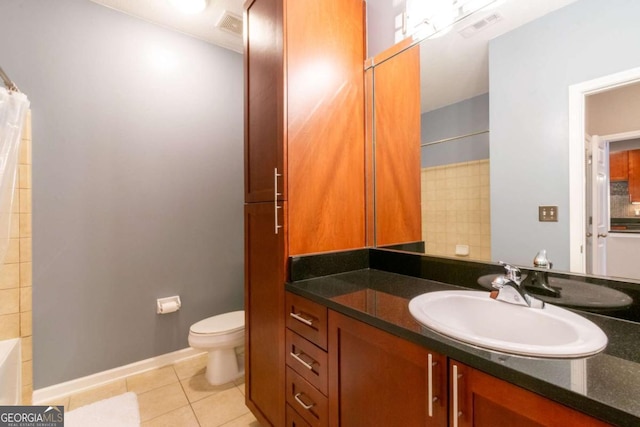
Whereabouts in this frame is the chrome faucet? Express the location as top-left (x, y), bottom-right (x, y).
top-left (491, 262), bottom-right (545, 309)
top-left (521, 250), bottom-right (561, 298)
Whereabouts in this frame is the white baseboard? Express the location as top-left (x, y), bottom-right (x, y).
top-left (33, 347), bottom-right (206, 405)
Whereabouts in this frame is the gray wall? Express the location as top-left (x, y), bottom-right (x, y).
top-left (421, 93), bottom-right (489, 167)
top-left (0, 0), bottom-right (244, 388)
top-left (489, 0), bottom-right (640, 270)
top-left (367, 0), bottom-right (405, 58)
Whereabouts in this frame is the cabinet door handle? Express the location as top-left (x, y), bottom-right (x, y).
top-left (290, 312), bottom-right (314, 326)
top-left (291, 352), bottom-right (315, 370)
top-left (453, 364), bottom-right (462, 427)
top-left (598, 233), bottom-right (608, 238)
top-left (428, 353), bottom-right (433, 417)
top-left (294, 392), bottom-right (315, 410)
top-left (274, 168), bottom-right (283, 235)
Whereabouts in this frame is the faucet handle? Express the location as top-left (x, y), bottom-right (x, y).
top-left (498, 261), bottom-right (521, 282)
top-left (533, 250), bottom-right (552, 269)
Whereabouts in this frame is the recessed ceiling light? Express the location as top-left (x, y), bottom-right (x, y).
top-left (169, 0), bottom-right (208, 14)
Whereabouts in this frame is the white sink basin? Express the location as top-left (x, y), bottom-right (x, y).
top-left (408, 290), bottom-right (607, 358)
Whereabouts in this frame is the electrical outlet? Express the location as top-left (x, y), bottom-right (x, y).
top-left (539, 206), bottom-right (558, 222)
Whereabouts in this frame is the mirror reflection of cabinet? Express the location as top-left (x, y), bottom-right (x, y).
top-left (373, 44), bottom-right (422, 246)
top-left (629, 150), bottom-right (640, 203)
top-left (610, 151), bottom-right (628, 182)
top-left (610, 150), bottom-right (640, 202)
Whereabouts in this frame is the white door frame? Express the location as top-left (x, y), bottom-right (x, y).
top-left (568, 66), bottom-right (640, 273)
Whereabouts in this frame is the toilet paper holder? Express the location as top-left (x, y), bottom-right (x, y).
top-left (157, 296), bottom-right (182, 314)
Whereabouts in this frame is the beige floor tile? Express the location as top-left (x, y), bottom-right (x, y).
top-left (127, 365), bottom-right (178, 394)
top-left (173, 353), bottom-right (208, 380)
top-left (220, 412), bottom-right (260, 427)
top-left (181, 373), bottom-right (236, 403)
top-left (138, 382), bottom-right (189, 422)
top-left (68, 380), bottom-right (127, 410)
top-left (192, 386), bottom-right (249, 427)
top-left (234, 377), bottom-right (245, 397)
top-left (141, 405), bottom-right (200, 427)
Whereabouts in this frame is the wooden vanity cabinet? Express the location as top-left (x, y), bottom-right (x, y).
top-left (244, 1), bottom-right (365, 423)
top-left (285, 293), bottom-right (329, 426)
top-left (449, 361), bottom-right (610, 427)
top-left (328, 310), bottom-right (448, 426)
top-left (244, 0), bottom-right (366, 254)
top-left (278, 292), bottom-right (615, 427)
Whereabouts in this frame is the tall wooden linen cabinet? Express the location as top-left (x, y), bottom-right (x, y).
top-left (243, 0), bottom-right (366, 425)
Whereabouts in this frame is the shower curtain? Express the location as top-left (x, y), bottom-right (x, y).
top-left (0, 87), bottom-right (30, 264)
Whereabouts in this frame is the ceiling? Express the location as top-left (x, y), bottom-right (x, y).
top-left (89, 0), bottom-right (244, 53)
top-left (419, 0), bottom-right (579, 112)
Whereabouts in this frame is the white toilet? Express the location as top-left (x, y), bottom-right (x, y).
top-left (188, 310), bottom-right (245, 386)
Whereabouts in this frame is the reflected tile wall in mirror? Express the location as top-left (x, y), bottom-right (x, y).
top-left (421, 159), bottom-right (490, 261)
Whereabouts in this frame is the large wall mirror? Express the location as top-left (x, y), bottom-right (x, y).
top-left (369, 0), bottom-right (640, 282)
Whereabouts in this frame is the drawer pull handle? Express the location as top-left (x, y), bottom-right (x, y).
top-left (294, 392), bottom-right (315, 410)
top-left (453, 364), bottom-right (462, 427)
top-left (291, 352), bottom-right (315, 370)
top-left (290, 312), bottom-right (314, 326)
top-left (428, 353), bottom-right (433, 417)
top-left (274, 168), bottom-right (283, 235)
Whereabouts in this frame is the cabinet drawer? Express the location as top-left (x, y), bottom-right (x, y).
top-left (286, 367), bottom-right (328, 427)
top-left (286, 404), bottom-right (312, 427)
top-left (286, 293), bottom-right (328, 350)
top-left (285, 329), bottom-right (328, 395)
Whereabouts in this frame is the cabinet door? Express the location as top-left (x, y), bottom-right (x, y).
top-left (629, 149), bottom-right (640, 202)
top-left (286, 0), bottom-right (366, 255)
top-left (244, 0), bottom-right (285, 203)
top-left (374, 44), bottom-right (422, 247)
top-left (609, 151), bottom-right (628, 182)
top-left (244, 202), bottom-right (287, 426)
top-left (449, 361), bottom-right (610, 427)
top-left (329, 311), bottom-right (447, 426)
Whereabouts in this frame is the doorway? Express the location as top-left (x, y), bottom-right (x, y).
top-left (568, 67), bottom-right (640, 274)
top-left (585, 131), bottom-right (640, 276)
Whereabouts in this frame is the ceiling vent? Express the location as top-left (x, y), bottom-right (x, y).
top-left (458, 12), bottom-right (503, 38)
top-left (216, 11), bottom-right (243, 37)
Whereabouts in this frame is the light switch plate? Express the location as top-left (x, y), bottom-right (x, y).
top-left (539, 206), bottom-right (558, 222)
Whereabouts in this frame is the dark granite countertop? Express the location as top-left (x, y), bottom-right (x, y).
top-left (286, 268), bottom-right (640, 427)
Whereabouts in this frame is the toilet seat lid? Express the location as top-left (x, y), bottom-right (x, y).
top-left (190, 310), bottom-right (245, 335)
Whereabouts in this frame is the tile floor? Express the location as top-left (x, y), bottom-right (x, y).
top-left (42, 353), bottom-right (260, 427)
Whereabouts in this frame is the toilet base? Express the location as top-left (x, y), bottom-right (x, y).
top-left (205, 347), bottom-right (244, 386)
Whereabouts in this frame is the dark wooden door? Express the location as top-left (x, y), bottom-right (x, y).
top-left (244, 0), bottom-right (285, 204)
top-left (449, 361), bottom-right (610, 427)
top-left (244, 201), bottom-right (287, 426)
top-left (329, 311), bottom-right (447, 427)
